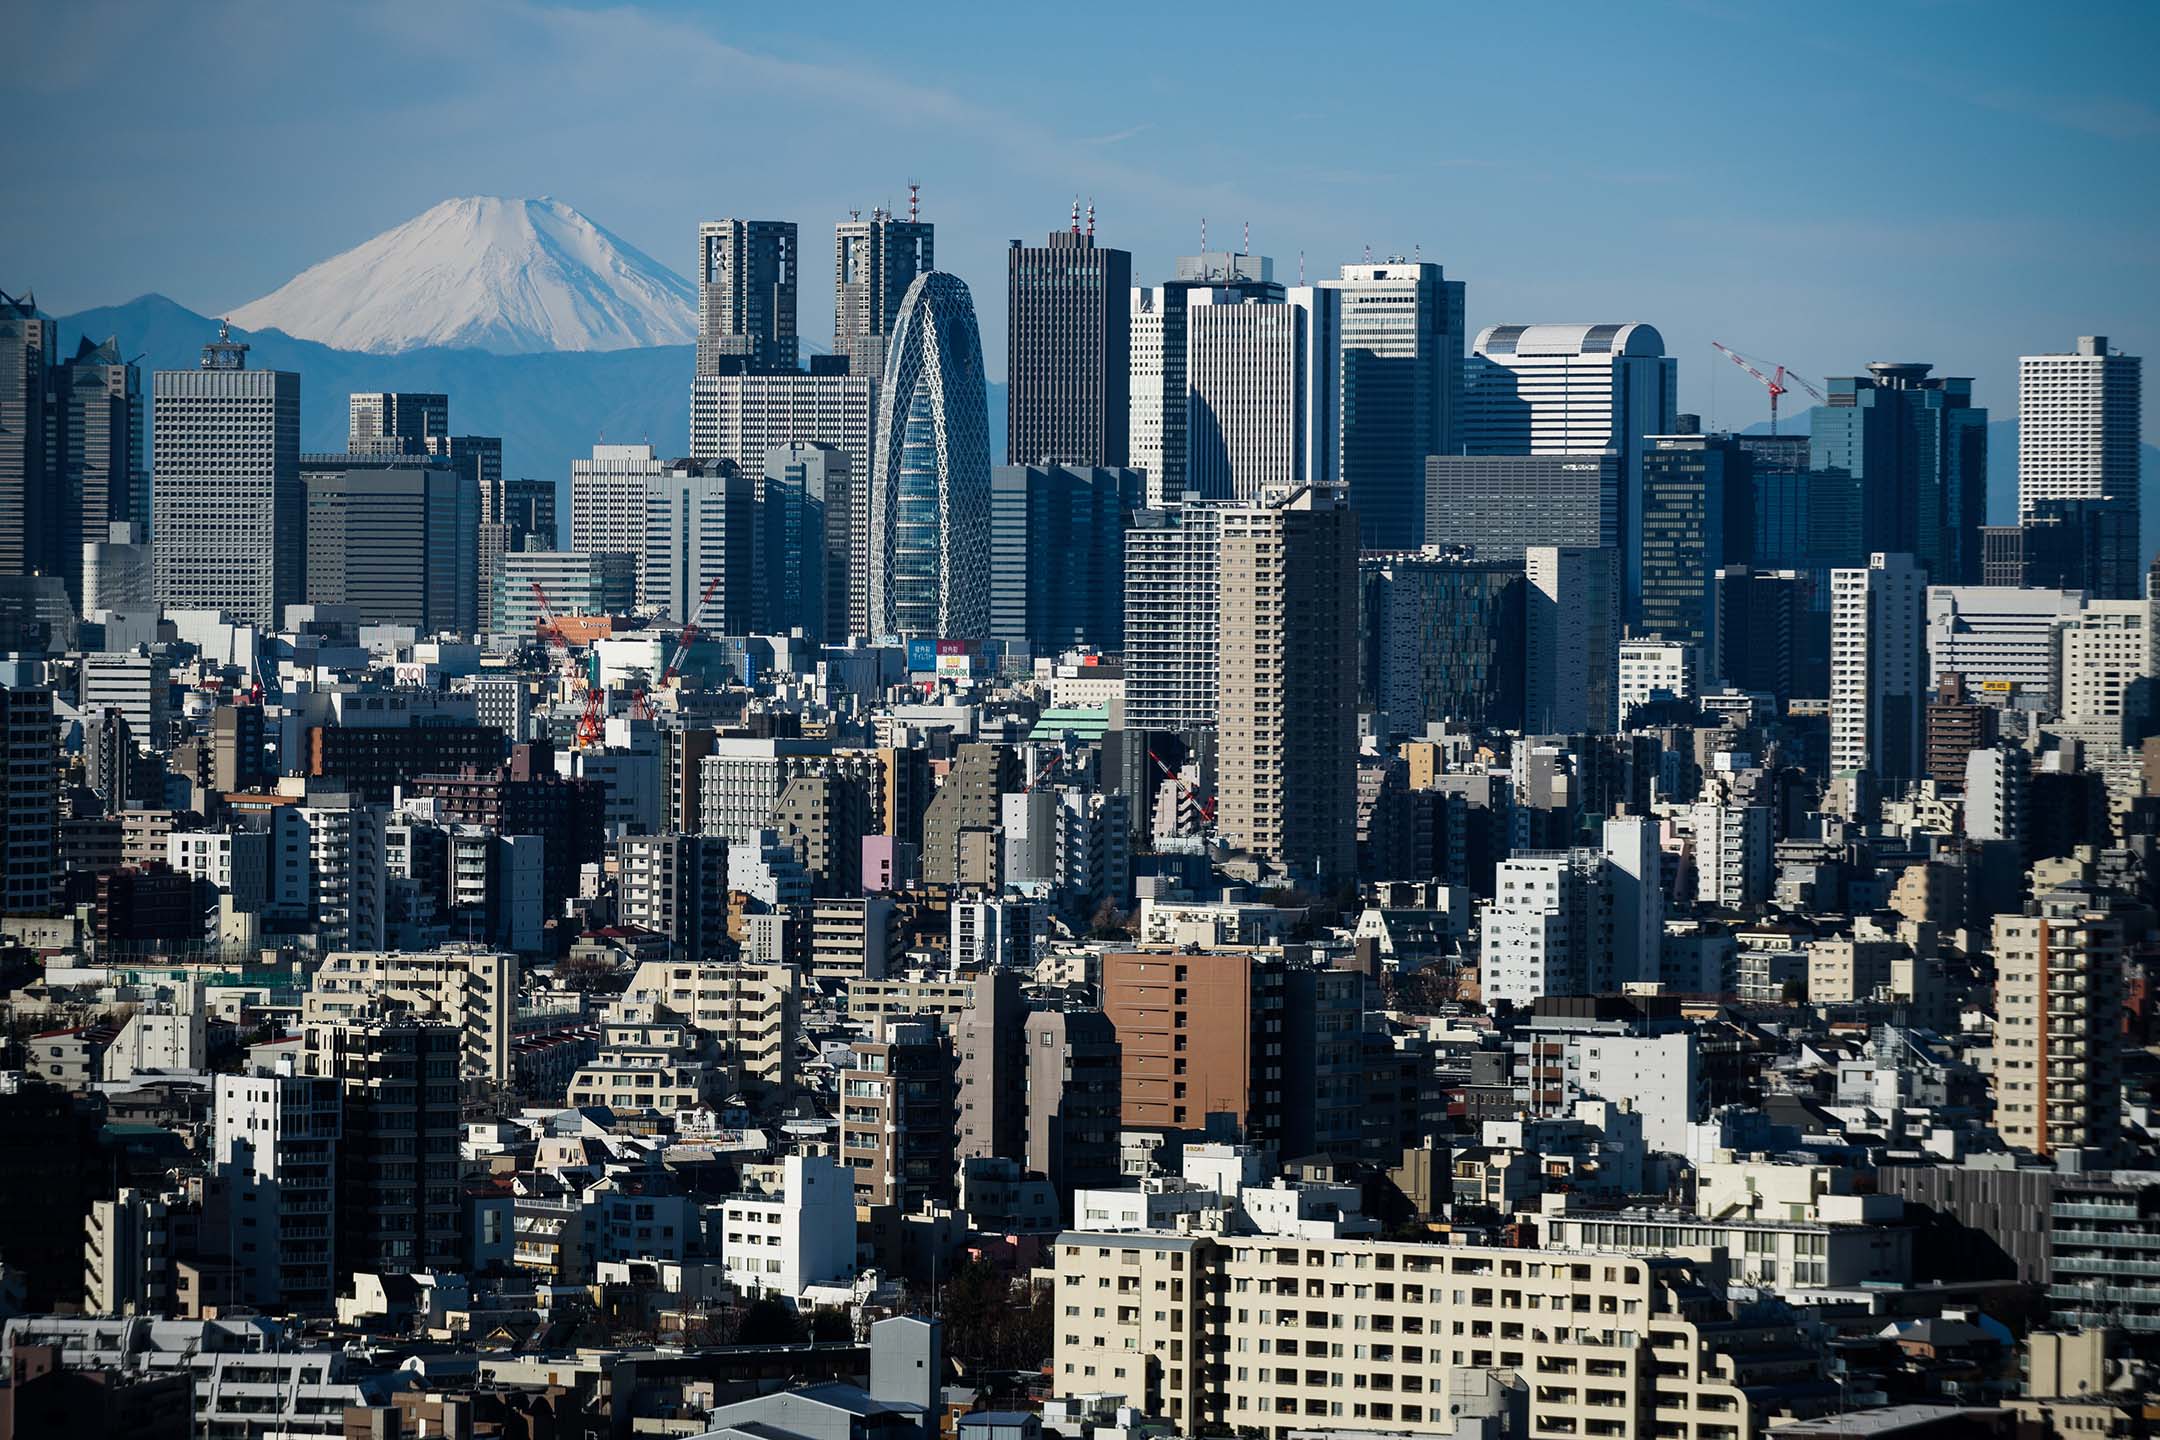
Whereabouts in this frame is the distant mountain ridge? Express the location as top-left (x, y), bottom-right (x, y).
top-left (226, 196), bottom-right (695, 356)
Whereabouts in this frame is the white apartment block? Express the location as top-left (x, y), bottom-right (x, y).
top-left (1049, 1232), bottom-right (1751, 1440)
top-left (2057, 598), bottom-right (2154, 748)
top-left (1617, 640), bottom-right (1696, 718)
top-left (296, 794), bottom-right (388, 952)
top-left (1689, 802), bottom-right (1770, 909)
top-left (81, 650), bottom-right (172, 750)
top-left (1122, 503), bottom-right (1222, 732)
top-left (718, 1154), bottom-right (856, 1299)
top-left (213, 1066), bottom-right (342, 1311)
top-left (1829, 552), bottom-right (1925, 780)
top-left (2018, 336), bottom-right (2142, 520)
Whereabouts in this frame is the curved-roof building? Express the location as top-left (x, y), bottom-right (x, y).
top-left (868, 272), bottom-right (991, 639)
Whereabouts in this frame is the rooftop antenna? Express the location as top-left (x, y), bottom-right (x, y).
top-left (1298, 250), bottom-right (1305, 285)
top-left (1071, 196), bottom-right (1081, 235)
top-left (1086, 198), bottom-right (1095, 239)
top-left (1242, 219), bottom-right (1249, 253)
top-left (908, 180), bottom-right (920, 222)
top-left (849, 208), bottom-right (862, 221)
top-left (1363, 242), bottom-right (1373, 263)
top-left (1415, 242), bottom-right (1422, 263)
top-left (1200, 217), bottom-right (1208, 252)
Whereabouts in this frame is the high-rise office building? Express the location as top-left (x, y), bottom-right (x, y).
top-left (1732, 434), bottom-right (1813, 570)
top-left (347, 392), bottom-right (448, 455)
top-left (1638, 434), bottom-right (1755, 652)
top-left (0, 686), bottom-right (57, 917)
top-left (763, 441), bottom-right (851, 642)
top-left (989, 463), bottom-right (1142, 655)
top-left (1359, 548), bottom-right (1526, 734)
top-left (1130, 251), bottom-right (1280, 505)
top-left (570, 442), bottom-right (668, 607)
top-left (868, 272), bottom-right (992, 639)
top-left (1423, 452), bottom-right (1619, 560)
top-left (1216, 486), bottom-right (1359, 881)
top-left (1994, 886), bottom-right (2146, 1163)
top-left (1122, 503), bottom-right (1223, 732)
top-left (1007, 212), bottom-right (1131, 467)
top-left (301, 457), bottom-right (480, 633)
top-left (1713, 566), bottom-right (1802, 704)
top-left (834, 203), bottom-right (934, 378)
top-left (152, 324), bottom-right (303, 628)
top-left (83, 521), bottom-right (152, 612)
top-left (1464, 323), bottom-right (1678, 613)
top-left (696, 219), bottom-right (798, 375)
top-left (2020, 336), bottom-right (2140, 520)
top-left (494, 550), bottom-right (636, 636)
top-left (1812, 362), bottom-right (1987, 584)
top-left (1323, 260), bottom-right (1467, 548)
top-left (646, 459), bottom-right (757, 632)
top-left (476, 476), bottom-right (556, 634)
top-left (1184, 288), bottom-right (1341, 500)
top-left (1525, 546), bottom-right (1620, 734)
top-left (690, 371), bottom-right (874, 629)
top-left (53, 336), bottom-right (147, 592)
top-left (2056, 598), bottom-right (2154, 749)
top-left (1829, 552), bottom-right (1926, 781)
top-left (0, 291), bottom-right (55, 584)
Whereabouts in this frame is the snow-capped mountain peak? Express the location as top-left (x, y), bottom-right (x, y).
top-left (225, 196), bottom-right (695, 355)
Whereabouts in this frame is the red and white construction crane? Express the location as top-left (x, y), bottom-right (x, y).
top-left (530, 580), bottom-right (605, 748)
top-left (630, 574), bottom-right (722, 720)
top-left (1710, 342), bottom-right (1827, 435)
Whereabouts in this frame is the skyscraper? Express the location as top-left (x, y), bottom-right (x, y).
top-left (348, 392), bottom-right (448, 455)
top-left (570, 442), bottom-right (668, 607)
top-left (1829, 551), bottom-right (1926, 781)
top-left (1424, 452), bottom-right (1620, 559)
top-left (1525, 545), bottom-right (1620, 734)
top-left (1130, 251), bottom-right (1281, 505)
top-left (1812, 363), bottom-right (1987, 584)
top-left (53, 335), bottom-right (146, 567)
top-left (988, 463), bottom-right (1142, 655)
top-left (1215, 486), bottom-right (1359, 882)
top-left (868, 272), bottom-right (992, 639)
top-left (1322, 260), bottom-right (1467, 548)
top-left (1122, 503), bottom-right (1223, 733)
top-left (1007, 210), bottom-right (1131, 467)
top-left (152, 323), bottom-right (303, 628)
top-left (0, 291), bottom-right (55, 584)
top-left (834, 202), bottom-right (933, 378)
top-left (646, 458), bottom-right (757, 633)
top-left (1637, 434), bottom-right (1755, 652)
top-left (476, 475), bottom-right (555, 634)
top-left (1464, 323), bottom-right (1678, 614)
top-left (1184, 289), bottom-right (1341, 500)
top-left (1359, 548), bottom-right (1527, 734)
top-left (696, 219), bottom-right (798, 375)
top-left (2021, 336), bottom-right (2141, 519)
top-left (763, 441), bottom-right (851, 642)
top-left (302, 458), bottom-right (480, 633)
top-left (2020, 336), bottom-right (2141, 598)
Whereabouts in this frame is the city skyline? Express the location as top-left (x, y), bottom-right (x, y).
top-left (7, 3), bottom-right (2156, 437)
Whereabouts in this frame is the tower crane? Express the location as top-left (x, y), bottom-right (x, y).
top-left (630, 574), bottom-right (722, 720)
top-left (1711, 342), bottom-right (1827, 435)
top-left (530, 580), bottom-right (605, 748)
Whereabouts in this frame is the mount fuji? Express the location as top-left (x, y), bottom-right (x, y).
top-left (226, 196), bottom-right (695, 355)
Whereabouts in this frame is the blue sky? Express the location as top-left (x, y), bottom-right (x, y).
top-left (7, 1), bottom-right (2155, 434)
